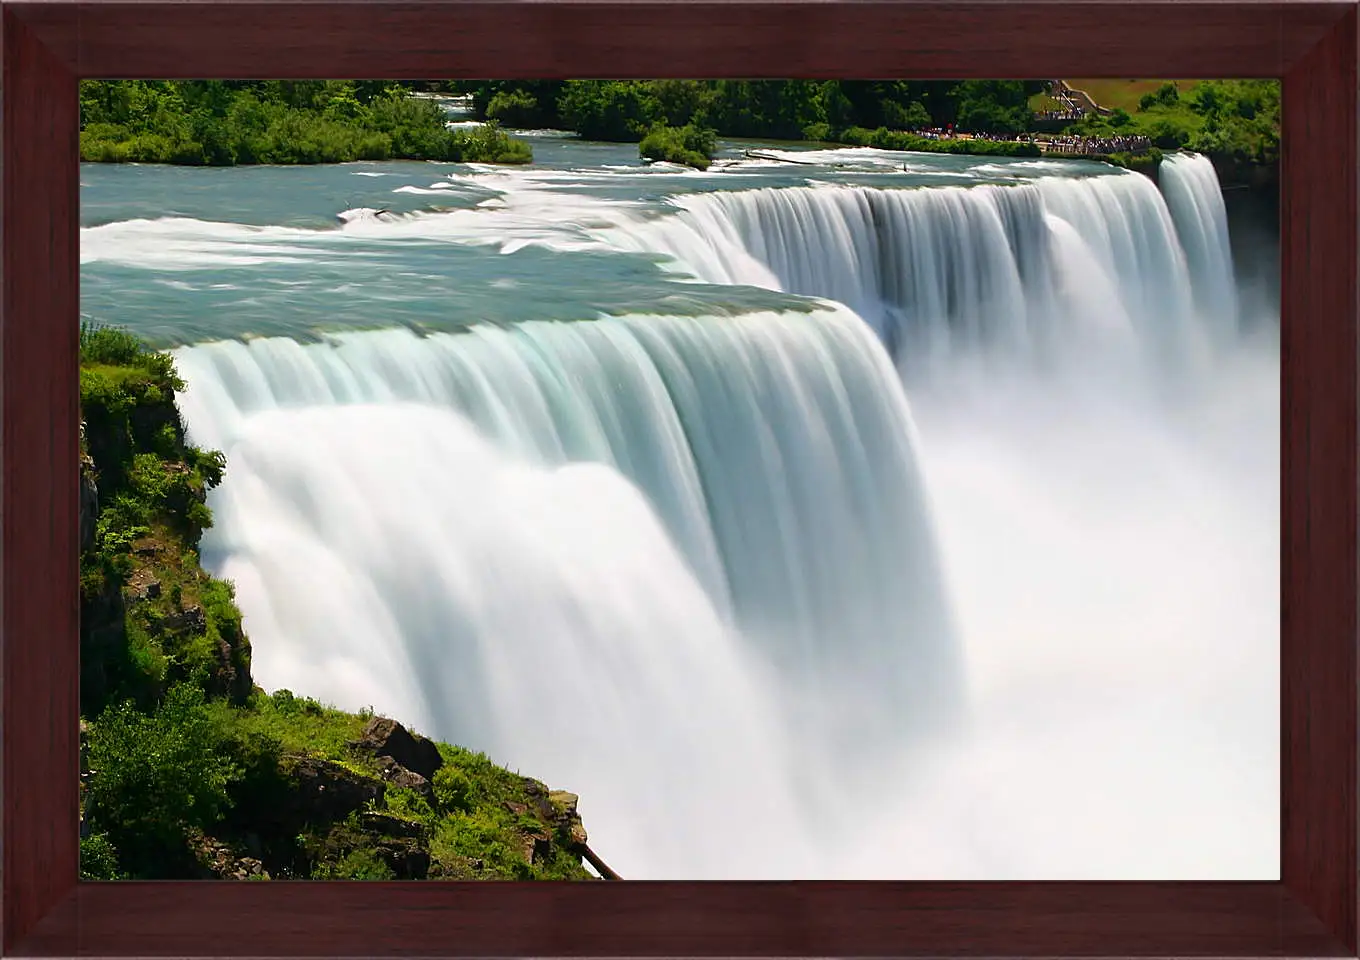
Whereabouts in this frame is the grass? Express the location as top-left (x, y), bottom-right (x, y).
top-left (1028, 93), bottom-right (1069, 113)
top-left (220, 689), bottom-right (370, 762)
top-left (1062, 79), bottom-right (1204, 113)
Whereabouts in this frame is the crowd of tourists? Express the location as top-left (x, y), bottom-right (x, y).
top-left (900, 124), bottom-right (1151, 159)
top-left (1042, 133), bottom-right (1152, 155)
top-left (966, 131), bottom-right (1038, 144)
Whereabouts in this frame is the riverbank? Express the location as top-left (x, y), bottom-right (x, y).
top-left (79, 81), bottom-right (531, 166)
top-left (78, 324), bottom-right (598, 881)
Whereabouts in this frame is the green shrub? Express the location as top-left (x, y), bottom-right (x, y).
top-left (312, 846), bottom-right (396, 880)
top-left (385, 785), bottom-right (435, 823)
top-left (79, 832), bottom-right (125, 880)
top-left (802, 122), bottom-right (833, 142)
top-left (85, 684), bottom-right (241, 867)
top-left (639, 122), bottom-right (717, 170)
top-left (559, 81), bottom-right (661, 141)
top-left (80, 322), bottom-right (146, 365)
top-left (486, 89), bottom-right (543, 128)
top-left (431, 810), bottom-right (533, 879)
top-left (433, 766), bottom-right (475, 813)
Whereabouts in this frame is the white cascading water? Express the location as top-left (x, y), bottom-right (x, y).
top-left (173, 154), bottom-right (1279, 880)
top-left (606, 171), bottom-right (1214, 385)
top-left (1158, 152), bottom-right (1241, 342)
top-left (174, 306), bottom-right (961, 879)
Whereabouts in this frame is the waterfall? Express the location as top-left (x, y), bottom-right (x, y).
top-left (164, 153), bottom-right (1275, 880)
top-left (604, 164), bottom-right (1234, 382)
top-left (1158, 152), bottom-right (1240, 341)
top-left (174, 305), bottom-right (961, 878)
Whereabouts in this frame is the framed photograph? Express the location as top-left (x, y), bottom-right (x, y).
top-left (3, 1), bottom-right (1356, 957)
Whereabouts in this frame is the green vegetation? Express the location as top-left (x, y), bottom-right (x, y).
top-left (456, 78), bottom-right (1274, 176)
top-left (458, 79), bottom-right (1046, 143)
top-left (78, 323), bottom-right (593, 882)
top-left (1062, 80), bottom-right (1279, 173)
top-left (79, 81), bottom-right (531, 165)
top-left (78, 77), bottom-right (1278, 176)
top-left (834, 126), bottom-right (1041, 158)
top-left (639, 122), bottom-right (718, 169)
top-left (84, 684), bottom-right (241, 876)
top-left (1103, 147), bottom-right (1164, 174)
top-left (1063, 79), bottom-right (1203, 114)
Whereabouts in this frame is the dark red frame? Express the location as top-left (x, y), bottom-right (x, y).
top-left (2, 1), bottom-right (1356, 956)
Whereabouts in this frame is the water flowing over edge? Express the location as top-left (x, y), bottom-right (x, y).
top-left (163, 154), bottom-right (1279, 879)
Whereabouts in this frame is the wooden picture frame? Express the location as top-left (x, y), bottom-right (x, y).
top-left (3, 0), bottom-right (1356, 956)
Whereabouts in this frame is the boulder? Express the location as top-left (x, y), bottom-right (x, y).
top-left (549, 790), bottom-right (589, 847)
top-left (287, 756), bottom-right (384, 823)
top-left (161, 604), bottom-right (207, 635)
top-left (374, 755), bottom-right (436, 806)
top-left (354, 717), bottom-right (443, 781)
top-left (376, 838), bottom-right (431, 879)
top-left (360, 811), bottom-right (428, 840)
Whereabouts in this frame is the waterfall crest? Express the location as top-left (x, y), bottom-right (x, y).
top-left (605, 164), bottom-right (1236, 382)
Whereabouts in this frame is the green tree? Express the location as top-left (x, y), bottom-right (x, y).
top-left (882, 98), bottom-right (931, 130)
top-left (486, 89), bottom-right (543, 128)
top-left (639, 122), bottom-right (717, 169)
top-left (85, 684), bottom-right (241, 868)
top-left (951, 80), bottom-right (1032, 134)
top-left (558, 81), bottom-right (661, 141)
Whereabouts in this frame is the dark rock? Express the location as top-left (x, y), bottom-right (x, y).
top-left (161, 604), bottom-right (207, 635)
top-left (375, 755), bottom-right (436, 805)
top-left (360, 811), bottom-right (428, 840)
top-left (207, 634), bottom-right (253, 705)
top-left (354, 717), bottom-right (443, 781)
top-left (515, 776), bottom-right (558, 821)
top-left (125, 568), bottom-right (163, 604)
top-left (376, 838), bottom-right (431, 879)
top-left (383, 843), bottom-right (430, 878)
top-left (287, 756), bottom-right (384, 823)
top-left (520, 829), bottom-right (553, 864)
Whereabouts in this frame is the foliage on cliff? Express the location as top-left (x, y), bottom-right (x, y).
top-left (78, 324), bottom-right (594, 882)
top-left (79, 81), bottom-right (532, 166)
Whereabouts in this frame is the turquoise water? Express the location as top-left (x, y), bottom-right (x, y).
top-left (80, 136), bottom-right (1106, 345)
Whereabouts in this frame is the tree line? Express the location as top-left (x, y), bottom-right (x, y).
top-left (455, 79), bottom-right (1041, 142)
top-left (79, 80), bottom-right (530, 165)
top-left (77, 78), bottom-right (1279, 173)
